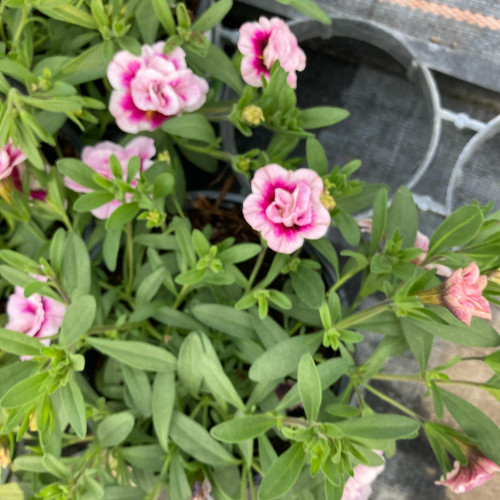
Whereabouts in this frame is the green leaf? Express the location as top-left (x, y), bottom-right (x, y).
top-left (39, 4), bottom-right (97, 29)
top-left (277, 0), bottom-right (331, 24)
top-left (1, 372), bottom-right (49, 408)
top-left (0, 328), bottom-right (43, 356)
top-left (59, 295), bottom-right (96, 346)
top-left (299, 106), bottom-right (349, 129)
top-left (152, 371), bottom-right (175, 452)
top-left (298, 353), bottom-right (322, 421)
top-left (369, 188), bottom-right (388, 255)
top-left (336, 414), bottom-right (421, 440)
top-left (103, 486), bottom-right (146, 500)
top-left (291, 266), bottom-right (324, 309)
top-left (151, 0), bottom-right (176, 35)
top-left (192, 304), bottom-right (257, 341)
top-left (276, 357), bottom-right (348, 412)
top-left (43, 453), bottom-right (71, 480)
top-left (0, 250), bottom-right (40, 273)
top-left (309, 238), bottom-right (339, 279)
top-left (0, 484), bottom-right (34, 500)
top-left (218, 243), bottom-right (261, 264)
top-left (192, 0), bottom-right (232, 32)
top-left (60, 378), bottom-right (86, 438)
top-left (121, 445), bottom-right (164, 471)
top-left (97, 411), bottom-right (135, 447)
top-left (136, 0), bottom-right (160, 44)
top-left (441, 390), bottom-right (500, 465)
top-left (386, 186), bottom-right (418, 248)
top-left (306, 137), bottom-right (328, 176)
top-left (187, 43), bottom-right (243, 94)
top-left (86, 338), bottom-right (176, 372)
top-left (106, 202), bottom-right (140, 229)
top-left (401, 317), bottom-right (433, 371)
top-left (62, 233), bottom-right (91, 298)
top-left (58, 158), bottom-right (102, 190)
top-left (258, 442), bottom-right (306, 500)
top-left (103, 227), bottom-right (122, 272)
top-left (212, 415), bottom-right (277, 443)
top-left (162, 114), bottom-right (216, 143)
top-left (73, 192), bottom-right (115, 212)
top-left (428, 205), bottom-right (483, 258)
top-left (177, 332), bottom-right (204, 397)
top-left (485, 351), bottom-right (500, 375)
top-left (136, 267), bottom-right (167, 306)
top-left (122, 365), bottom-right (152, 418)
top-left (249, 332), bottom-right (323, 382)
top-left (170, 411), bottom-right (238, 466)
top-left (412, 308), bottom-right (500, 347)
top-left (0, 361), bottom-right (38, 399)
top-left (58, 42), bottom-right (112, 85)
top-left (334, 208), bottom-right (360, 246)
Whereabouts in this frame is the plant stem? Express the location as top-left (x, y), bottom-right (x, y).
top-left (251, 461), bottom-right (264, 477)
top-left (125, 222), bottom-right (134, 294)
top-left (240, 466), bottom-right (247, 500)
top-left (172, 195), bottom-right (185, 217)
top-left (247, 247), bottom-right (266, 291)
top-left (373, 373), bottom-right (485, 389)
top-left (335, 302), bottom-right (390, 330)
top-left (361, 383), bottom-right (422, 421)
top-left (353, 384), bottom-right (365, 409)
top-left (329, 267), bottom-right (363, 293)
top-left (173, 284), bottom-right (189, 310)
top-left (248, 468), bottom-right (257, 500)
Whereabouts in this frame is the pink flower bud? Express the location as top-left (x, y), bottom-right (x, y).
top-left (435, 450), bottom-right (500, 493)
top-left (0, 139), bottom-right (26, 180)
top-left (342, 451), bottom-right (385, 500)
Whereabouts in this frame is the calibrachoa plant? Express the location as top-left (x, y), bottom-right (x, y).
top-left (0, 2), bottom-right (499, 500)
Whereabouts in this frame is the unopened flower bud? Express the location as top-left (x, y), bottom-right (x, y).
top-left (240, 105), bottom-right (264, 126)
top-left (320, 189), bottom-right (336, 211)
top-left (158, 150), bottom-right (171, 166)
top-left (146, 209), bottom-right (163, 227)
top-left (0, 436), bottom-right (10, 469)
top-left (236, 157), bottom-right (251, 172)
top-left (488, 269), bottom-right (500, 285)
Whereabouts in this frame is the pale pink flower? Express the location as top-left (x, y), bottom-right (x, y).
top-left (0, 139), bottom-right (26, 180)
top-left (441, 262), bottom-right (491, 326)
top-left (6, 286), bottom-right (66, 351)
top-left (190, 478), bottom-right (213, 500)
top-left (65, 137), bottom-right (155, 219)
top-left (107, 43), bottom-right (209, 133)
top-left (243, 164), bottom-right (330, 253)
top-left (435, 450), bottom-right (500, 494)
top-left (11, 164), bottom-right (47, 201)
top-left (238, 16), bottom-right (306, 88)
top-left (342, 451), bottom-right (385, 500)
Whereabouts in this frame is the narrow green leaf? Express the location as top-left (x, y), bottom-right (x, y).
top-left (103, 227), bottom-right (122, 272)
top-left (1, 372), bottom-right (49, 408)
top-left (441, 390), bottom-right (500, 465)
top-left (60, 378), bottom-right (86, 438)
top-left (161, 114), bottom-right (216, 143)
top-left (386, 186), bottom-right (418, 248)
top-left (249, 332), bottom-right (323, 382)
top-left (291, 266), bottom-right (324, 309)
top-left (306, 137), bottom-right (328, 176)
top-left (97, 411), bottom-right (135, 447)
top-left (59, 295), bottom-right (96, 346)
top-left (428, 205), bottom-right (483, 257)
top-left (152, 371), bottom-right (175, 452)
top-left (151, 0), bottom-right (176, 35)
top-left (73, 191), bottom-right (114, 212)
top-left (299, 106), bottom-right (349, 129)
top-left (170, 411), bottom-right (238, 466)
top-left (369, 187), bottom-right (388, 256)
top-left (211, 415), bottom-right (277, 443)
top-left (122, 365), bottom-right (152, 418)
top-left (168, 449), bottom-right (192, 500)
top-left (0, 328), bottom-right (43, 356)
top-left (192, 0), bottom-right (232, 32)
top-left (258, 442), bottom-right (306, 500)
top-left (86, 337), bottom-right (176, 372)
top-left (298, 353), bottom-right (322, 421)
top-left (401, 317), bottom-right (433, 371)
top-left (43, 453), bottom-right (71, 480)
top-left (62, 233), bottom-right (91, 297)
top-left (106, 202), bottom-right (140, 229)
top-left (336, 414), bottom-right (421, 440)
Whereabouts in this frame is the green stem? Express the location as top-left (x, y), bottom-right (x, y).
top-left (125, 222), bottom-right (134, 294)
top-left (329, 268), bottom-right (363, 293)
top-left (353, 384), bottom-right (365, 409)
top-left (12, 5), bottom-right (28, 47)
top-left (172, 195), bottom-right (185, 217)
top-left (361, 383), bottom-right (422, 421)
top-left (248, 468), bottom-right (257, 500)
top-left (335, 302), bottom-right (390, 330)
top-left (176, 140), bottom-right (233, 162)
top-left (246, 247), bottom-right (266, 291)
top-left (251, 461), bottom-right (264, 477)
top-left (372, 374), bottom-right (422, 382)
top-left (240, 466), bottom-right (247, 500)
top-left (172, 284), bottom-right (189, 310)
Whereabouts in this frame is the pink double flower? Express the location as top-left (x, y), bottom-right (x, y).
top-left (243, 164), bottom-right (330, 253)
top-left (108, 43), bottom-right (209, 133)
top-left (238, 16), bottom-right (306, 88)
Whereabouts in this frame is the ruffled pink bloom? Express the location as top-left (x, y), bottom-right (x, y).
top-left (107, 43), bottom-right (209, 133)
top-left (238, 16), bottom-right (306, 88)
top-left (435, 451), bottom-right (500, 494)
top-left (0, 139), bottom-right (26, 180)
top-left (5, 286), bottom-right (66, 352)
top-left (243, 164), bottom-right (331, 253)
top-left (441, 262), bottom-right (491, 326)
top-left (65, 137), bottom-right (155, 219)
top-left (342, 452), bottom-right (385, 500)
